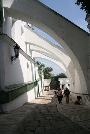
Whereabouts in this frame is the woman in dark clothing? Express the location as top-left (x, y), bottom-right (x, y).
top-left (57, 88), bottom-right (62, 104)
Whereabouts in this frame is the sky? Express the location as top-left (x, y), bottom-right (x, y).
top-left (34, 0), bottom-right (89, 76)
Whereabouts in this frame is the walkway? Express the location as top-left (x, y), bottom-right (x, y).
top-left (0, 90), bottom-right (90, 134)
top-left (57, 96), bottom-right (90, 131)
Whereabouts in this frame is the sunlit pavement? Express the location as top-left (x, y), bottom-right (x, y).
top-left (0, 90), bottom-right (90, 134)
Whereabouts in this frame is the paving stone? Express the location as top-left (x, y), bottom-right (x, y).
top-left (22, 131), bottom-right (34, 134)
top-left (45, 129), bottom-right (59, 134)
top-left (45, 126), bottom-right (54, 130)
top-left (25, 126), bottom-right (36, 132)
top-left (27, 121), bottom-right (39, 127)
top-left (39, 120), bottom-right (50, 124)
top-left (0, 90), bottom-right (90, 134)
top-left (74, 129), bottom-right (90, 134)
top-left (35, 127), bottom-right (45, 133)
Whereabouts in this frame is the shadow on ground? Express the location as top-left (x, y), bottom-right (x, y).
top-left (13, 92), bottom-right (90, 134)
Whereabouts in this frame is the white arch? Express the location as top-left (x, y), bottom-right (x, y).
top-left (24, 27), bottom-right (77, 90)
top-left (24, 26), bottom-right (75, 74)
top-left (33, 51), bottom-right (74, 91)
top-left (30, 45), bottom-right (58, 60)
top-left (30, 44), bottom-right (75, 82)
top-left (2, 0), bottom-right (88, 93)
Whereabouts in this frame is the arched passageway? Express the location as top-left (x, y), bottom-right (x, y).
top-left (32, 51), bottom-right (74, 91)
top-left (24, 27), bottom-right (83, 94)
top-left (2, 0), bottom-right (90, 94)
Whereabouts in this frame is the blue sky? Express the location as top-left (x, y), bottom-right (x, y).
top-left (34, 0), bottom-right (89, 75)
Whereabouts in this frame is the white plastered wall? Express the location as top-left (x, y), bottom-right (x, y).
top-left (2, 16), bottom-right (34, 86)
top-left (2, 0), bottom-right (88, 94)
top-left (2, 88), bottom-right (36, 112)
top-left (0, 14), bottom-right (40, 112)
top-left (1, 0), bottom-right (90, 109)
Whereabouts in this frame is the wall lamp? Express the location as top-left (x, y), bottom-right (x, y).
top-left (11, 44), bottom-right (20, 61)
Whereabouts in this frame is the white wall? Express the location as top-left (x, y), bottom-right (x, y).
top-left (35, 66), bottom-right (39, 79)
top-left (1, 87), bottom-right (36, 112)
top-left (3, 0), bottom-right (89, 94)
top-left (3, 9), bottom-right (12, 37)
top-left (3, 41), bottom-right (33, 87)
top-left (2, 0), bottom-right (90, 107)
top-left (2, 18), bottom-right (34, 87)
top-left (44, 79), bottom-right (51, 86)
top-left (38, 80), bottom-right (42, 95)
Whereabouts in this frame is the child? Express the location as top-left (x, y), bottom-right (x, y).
top-left (75, 96), bottom-right (82, 105)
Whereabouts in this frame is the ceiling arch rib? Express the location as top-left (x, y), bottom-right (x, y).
top-left (25, 31), bottom-right (75, 86)
top-left (30, 44), bottom-right (75, 80)
top-left (33, 51), bottom-right (74, 91)
top-left (24, 26), bottom-right (71, 68)
top-left (30, 44), bottom-right (75, 84)
top-left (30, 45), bottom-right (58, 61)
top-left (24, 26), bottom-right (75, 84)
top-left (30, 44), bottom-right (75, 85)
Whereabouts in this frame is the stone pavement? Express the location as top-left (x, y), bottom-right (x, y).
top-left (57, 94), bottom-right (90, 131)
top-left (0, 90), bottom-right (90, 134)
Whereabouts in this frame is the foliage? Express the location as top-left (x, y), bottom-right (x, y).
top-left (35, 61), bottom-right (67, 79)
top-left (35, 61), bottom-right (53, 79)
top-left (35, 61), bottom-right (45, 70)
top-left (51, 73), bottom-right (67, 81)
top-left (75, 0), bottom-right (90, 14)
top-left (43, 67), bottom-right (53, 79)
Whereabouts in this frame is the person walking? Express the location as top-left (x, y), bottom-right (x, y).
top-left (64, 87), bottom-right (70, 103)
top-left (57, 88), bottom-right (62, 104)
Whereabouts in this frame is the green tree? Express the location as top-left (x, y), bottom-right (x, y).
top-left (51, 73), bottom-right (67, 81)
top-left (35, 61), bottom-right (45, 70)
top-left (43, 67), bottom-right (53, 79)
top-left (59, 73), bottom-right (67, 78)
top-left (35, 61), bottom-right (67, 79)
top-left (35, 61), bottom-right (53, 79)
top-left (75, 0), bottom-right (90, 14)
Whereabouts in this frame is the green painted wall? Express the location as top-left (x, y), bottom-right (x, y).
top-left (0, 79), bottom-right (41, 104)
